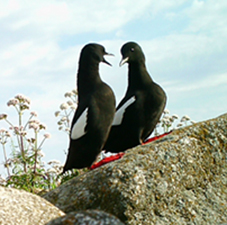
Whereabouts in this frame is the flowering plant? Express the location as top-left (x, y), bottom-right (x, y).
top-left (0, 94), bottom-right (59, 193)
top-left (154, 109), bottom-right (195, 135)
top-left (0, 91), bottom-right (195, 193)
top-left (55, 89), bottom-right (78, 135)
top-left (55, 90), bottom-right (195, 137)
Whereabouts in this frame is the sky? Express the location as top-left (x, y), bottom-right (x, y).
top-left (0, 0), bottom-right (227, 176)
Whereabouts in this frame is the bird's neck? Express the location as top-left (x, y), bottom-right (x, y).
top-left (127, 62), bottom-right (153, 89)
top-left (77, 63), bottom-right (102, 97)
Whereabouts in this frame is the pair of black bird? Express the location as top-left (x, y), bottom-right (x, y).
top-left (63, 42), bottom-right (167, 173)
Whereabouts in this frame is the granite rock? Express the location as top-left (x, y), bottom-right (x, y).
top-left (46, 209), bottom-right (125, 225)
top-left (44, 113), bottom-right (227, 224)
top-left (0, 186), bottom-right (65, 225)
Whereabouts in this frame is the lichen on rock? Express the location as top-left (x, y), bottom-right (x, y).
top-left (44, 113), bottom-right (227, 224)
top-left (46, 209), bottom-right (125, 225)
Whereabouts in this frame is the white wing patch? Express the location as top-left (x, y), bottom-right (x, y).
top-left (71, 108), bottom-right (88, 140)
top-left (112, 96), bottom-right (136, 126)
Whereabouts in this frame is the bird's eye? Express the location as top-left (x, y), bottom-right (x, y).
top-left (130, 48), bottom-right (134, 52)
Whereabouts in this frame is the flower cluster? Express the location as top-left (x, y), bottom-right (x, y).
top-left (7, 94), bottom-right (31, 111)
top-left (0, 94), bottom-right (53, 192)
top-left (29, 119), bottom-right (47, 131)
top-left (47, 160), bottom-right (63, 174)
top-left (155, 109), bottom-right (195, 135)
top-left (0, 128), bottom-right (11, 139)
top-left (55, 89), bottom-right (78, 134)
top-left (0, 114), bottom-right (7, 120)
top-left (11, 126), bottom-right (27, 136)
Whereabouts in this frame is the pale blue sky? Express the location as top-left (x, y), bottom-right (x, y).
top-left (0, 0), bottom-right (227, 175)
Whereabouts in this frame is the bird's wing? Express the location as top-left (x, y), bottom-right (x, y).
top-left (71, 107), bottom-right (88, 140)
top-left (112, 96), bottom-right (136, 126)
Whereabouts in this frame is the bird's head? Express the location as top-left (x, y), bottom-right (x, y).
top-left (80, 43), bottom-right (114, 66)
top-left (119, 42), bottom-right (145, 66)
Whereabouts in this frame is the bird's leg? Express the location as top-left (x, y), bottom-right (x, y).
top-left (89, 152), bottom-right (125, 170)
top-left (142, 130), bottom-right (173, 145)
top-left (90, 131), bottom-right (173, 170)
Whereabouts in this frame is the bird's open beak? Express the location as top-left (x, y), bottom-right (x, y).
top-left (119, 57), bottom-right (129, 66)
top-left (103, 52), bottom-right (114, 66)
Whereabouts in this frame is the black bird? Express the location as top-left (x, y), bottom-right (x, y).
top-left (103, 42), bottom-right (167, 153)
top-left (63, 43), bottom-right (116, 172)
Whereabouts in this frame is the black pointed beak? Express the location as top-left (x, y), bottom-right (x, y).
top-left (119, 56), bottom-right (129, 66)
top-left (103, 52), bottom-right (114, 66)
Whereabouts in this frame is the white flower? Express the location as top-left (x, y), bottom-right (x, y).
top-left (5, 131), bottom-right (11, 137)
top-left (48, 160), bottom-right (61, 165)
top-left (13, 126), bottom-right (20, 134)
top-left (38, 150), bottom-right (45, 157)
top-left (39, 123), bottom-right (47, 130)
top-left (67, 100), bottom-right (73, 106)
top-left (44, 133), bottom-right (51, 139)
top-left (70, 105), bottom-right (77, 110)
top-left (21, 104), bottom-right (30, 110)
top-left (25, 97), bottom-right (31, 104)
top-left (60, 103), bottom-right (68, 110)
top-left (29, 120), bottom-right (40, 130)
top-left (180, 115), bottom-right (191, 122)
top-left (29, 119), bottom-right (40, 125)
top-left (162, 115), bottom-right (171, 122)
top-left (47, 168), bottom-right (57, 173)
top-left (172, 114), bottom-right (179, 120)
top-left (184, 115), bottom-right (190, 121)
top-left (15, 94), bottom-right (24, 99)
top-left (55, 111), bottom-right (60, 117)
top-left (20, 130), bottom-right (27, 136)
top-left (0, 128), bottom-right (6, 133)
top-left (177, 122), bottom-right (183, 127)
top-left (7, 99), bottom-right (19, 106)
top-left (14, 94), bottom-right (30, 104)
top-left (61, 117), bottom-right (67, 122)
top-left (64, 92), bottom-right (74, 98)
top-left (31, 111), bottom-right (38, 117)
top-left (163, 109), bottom-right (170, 114)
top-left (29, 123), bottom-right (39, 130)
top-left (72, 89), bottom-right (78, 95)
top-left (37, 164), bottom-right (41, 169)
top-left (0, 114), bottom-right (7, 120)
top-left (57, 121), bottom-right (63, 125)
top-left (65, 128), bottom-right (70, 132)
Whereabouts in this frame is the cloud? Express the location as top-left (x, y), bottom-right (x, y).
top-left (165, 73), bottom-right (227, 93)
top-left (1, 1), bottom-right (154, 36)
top-left (185, 0), bottom-right (227, 34)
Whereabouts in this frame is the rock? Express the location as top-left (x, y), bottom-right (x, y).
top-left (0, 186), bottom-right (65, 225)
top-left (46, 209), bottom-right (125, 225)
top-left (44, 113), bottom-right (227, 224)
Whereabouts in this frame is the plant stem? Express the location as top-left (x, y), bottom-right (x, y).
top-left (37, 137), bottom-right (46, 151)
top-left (18, 111), bottom-right (27, 172)
top-left (64, 109), bottom-right (70, 128)
top-left (2, 143), bottom-right (11, 177)
top-left (33, 131), bottom-right (38, 174)
top-left (24, 114), bottom-right (34, 129)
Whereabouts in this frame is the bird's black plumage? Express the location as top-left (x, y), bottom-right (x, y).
top-left (103, 42), bottom-right (166, 153)
top-left (63, 43), bottom-right (116, 172)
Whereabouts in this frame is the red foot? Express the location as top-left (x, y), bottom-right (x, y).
top-left (89, 131), bottom-right (172, 170)
top-left (90, 152), bottom-right (125, 170)
top-left (142, 130), bottom-right (172, 145)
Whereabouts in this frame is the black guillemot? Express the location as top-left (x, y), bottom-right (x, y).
top-left (63, 43), bottom-right (116, 172)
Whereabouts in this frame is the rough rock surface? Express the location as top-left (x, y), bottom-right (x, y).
top-left (46, 209), bottom-right (125, 225)
top-left (44, 113), bottom-right (227, 224)
top-left (0, 186), bottom-right (65, 225)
